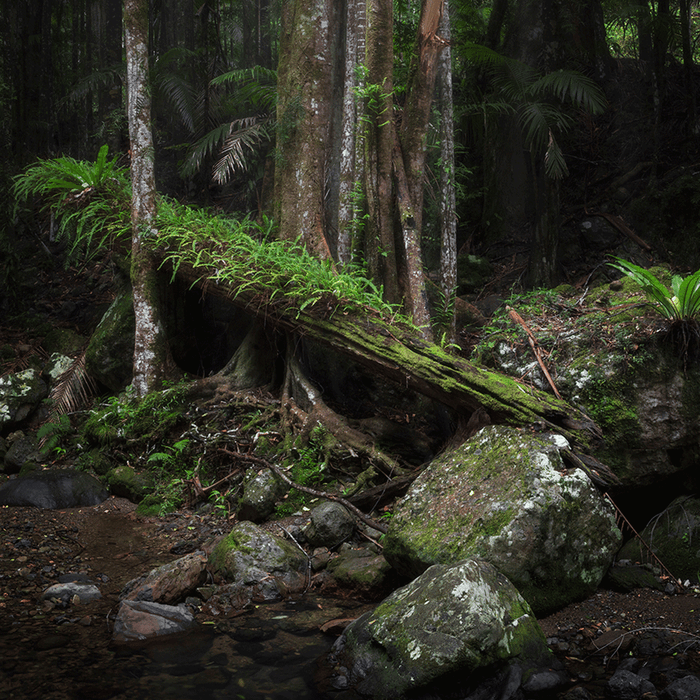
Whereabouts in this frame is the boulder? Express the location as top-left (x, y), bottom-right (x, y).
top-left (303, 501), bottom-right (355, 548)
top-left (105, 464), bottom-right (148, 503)
top-left (326, 545), bottom-right (394, 597)
top-left (112, 600), bottom-right (196, 642)
top-left (383, 426), bottom-right (622, 615)
top-left (3, 432), bottom-right (42, 474)
top-left (0, 469), bottom-right (109, 509)
top-left (236, 467), bottom-right (288, 522)
top-left (617, 496), bottom-right (700, 582)
top-left (120, 552), bottom-right (208, 604)
top-left (0, 368), bottom-right (48, 430)
top-left (329, 558), bottom-right (556, 699)
top-left (208, 520), bottom-right (308, 602)
top-left (85, 289), bottom-right (135, 392)
top-left (42, 582), bottom-right (102, 605)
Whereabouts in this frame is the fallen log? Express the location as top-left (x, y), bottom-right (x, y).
top-left (164, 257), bottom-right (602, 452)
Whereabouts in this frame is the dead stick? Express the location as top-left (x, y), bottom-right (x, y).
top-left (506, 306), bottom-right (562, 400)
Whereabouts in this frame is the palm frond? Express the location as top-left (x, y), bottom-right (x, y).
top-left (47, 349), bottom-right (97, 420)
top-left (212, 118), bottom-right (273, 184)
top-left (155, 72), bottom-right (197, 133)
top-left (528, 70), bottom-right (607, 115)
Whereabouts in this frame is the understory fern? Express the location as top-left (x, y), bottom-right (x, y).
top-left (15, 147), bottom-right (402, 322)
top-left (13, 144), bottom-right (131, 266)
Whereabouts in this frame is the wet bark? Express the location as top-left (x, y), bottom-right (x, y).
top-left (163, 255), bottom-right (602, 452)
top-left (125, 0), bottom-right (173, 396)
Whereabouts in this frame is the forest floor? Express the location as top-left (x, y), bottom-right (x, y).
top-left (1, 500), bottom-right (700, 699)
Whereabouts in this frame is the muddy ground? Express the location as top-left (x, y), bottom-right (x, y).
top-left (1, 500), bottom-right (700, 699)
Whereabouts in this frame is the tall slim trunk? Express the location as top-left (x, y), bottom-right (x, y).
top-left (437, 0), bottom-right (456, 344)
top-left (124, 0), bottom-right (171, 396)
top-left (336, 0), bottom-right (364, 265)
top-left (274, 0), bottom-right (334, 260)
top-left (363, 0), bottom-right (398, 302)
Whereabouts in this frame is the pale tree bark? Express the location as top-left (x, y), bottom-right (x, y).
top-left (124, 0), bottom-right (171, 397)
top-left (274, 0), bottom-right (335, 260)
top-left (336, 0), bottom-right (365, 265)
top-left (437, 0), bottom-right (457, 344)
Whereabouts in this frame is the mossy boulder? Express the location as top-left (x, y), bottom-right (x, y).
top-left (236, 468), bottom-right (288, 523)
top-left (0, 368), bottom-right (48, 431)
top-left (329, 558), bottom-right (556, 699)
top-left (326, 545), bottom-right (394, 597)
top-left (85, 290), bottom-right (135, 392)
top-left (208, 521), bottom-right (308, 601)
top-left (105, 464), bottom-right (149, 503)
top-left (383, 426), bottom-right (622, 615)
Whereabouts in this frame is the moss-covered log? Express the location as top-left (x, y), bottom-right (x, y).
top-left (165, 259), bottom-right (602, 451)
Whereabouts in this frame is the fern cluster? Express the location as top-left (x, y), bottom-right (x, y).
top-left (14, 146), bottom-right (402, 322)
top-left (157, 198), bottom-right (400, 320)
top-left (13, 145), bottom-right (131, 266)
top-left (608, 257), bottom-right (700, 321)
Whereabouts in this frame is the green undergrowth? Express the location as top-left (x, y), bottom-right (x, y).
top-left (13, 146), bottom-right (404, 324)
top-left (65, 380), bottom-right (350, 518)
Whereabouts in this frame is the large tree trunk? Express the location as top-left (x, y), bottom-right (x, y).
top-left (125, 0), bottom-right (173, 396)
top-left (274, 0), bottom-right (335, 260)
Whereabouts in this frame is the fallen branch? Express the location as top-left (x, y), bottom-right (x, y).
top-left (507, 306), bottom-right (562, 400)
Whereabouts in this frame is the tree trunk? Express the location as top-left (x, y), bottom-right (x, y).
top-left (125, 0), bottom-right (173, 397)
top-left (437, 0), bottom-right (457, 344)
top-left (274, 0), bottom-right (335, 260)
top-left (362, 0), bottom-right (399, 303)
top-left (164, 254), bottom-right (602, 453)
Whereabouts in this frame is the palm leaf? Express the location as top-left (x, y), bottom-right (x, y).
top-left (46, 349), bottom-right (97, 420)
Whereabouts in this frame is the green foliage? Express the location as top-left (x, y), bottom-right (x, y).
top-left (37, 414), bottom-right (72, 458)
top-left (12, 145), bottom-right (131, 267)
top-left (82, 381), bottom-right (189, 447)
top-left (158, 202), bottom-right (401, 321)
top-left (608, 257), bottom-right (700, 321)
top-left (461, 43), bottom-right (607, 178)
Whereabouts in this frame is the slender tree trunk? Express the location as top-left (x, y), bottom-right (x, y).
top-left (274, 0), bottom-right (334, 260)
top-left (363, 0), bottom-right (399, 302)
top-left (336, 0), bottom-right (364, 265)
top-left (437, 0), bottom-right (457, 344)
top-left (124, 0), bottom-right (172, 397)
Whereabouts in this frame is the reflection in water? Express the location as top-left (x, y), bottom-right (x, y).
top-left (110, 597), bottom-right (362, 699)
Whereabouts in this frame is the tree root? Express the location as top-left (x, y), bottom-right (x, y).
top-left (281, 341), bottom-right (410, 480)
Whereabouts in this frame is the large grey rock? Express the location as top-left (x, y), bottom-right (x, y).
top-left (42, 582), bottom-right (102, 604)
top-left (0, 469), bottom-right (109, 509)
top-left (0, 368), bottom-right (48, 430)
top-left (383, 426), bottom-right (622, 615)
top-left (330, 558), bottom-right (554, 699)
top-left (303, 501), bottom-right (355, 548)
top-left (208, 521), bottom-right (308, 601)
top-left (112, 600), bottom-right (196, 642)
top-left (236, 468), bottom-right (288, 522)
top-left (120, 552), bottom-right (208, 604)
top-left (3, 432), bottom-right (41, 473)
